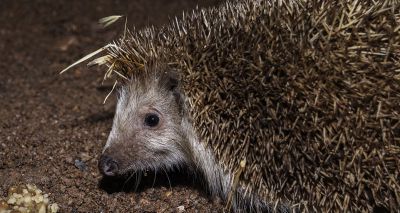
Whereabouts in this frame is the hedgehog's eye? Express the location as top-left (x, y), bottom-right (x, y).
top-left (144, 113), bottom-right (160, 127)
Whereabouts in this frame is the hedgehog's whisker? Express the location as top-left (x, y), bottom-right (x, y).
top-left (133, 171), bottom-right (142, 193)
top-left (122, 171), bottom-right (136, 191)
top-left (162, 167), bottom-right (172, 192)
top-left (152, 169), bottom-right (158, 188)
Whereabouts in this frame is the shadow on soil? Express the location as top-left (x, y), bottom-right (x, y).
top-left (99, 169), bottom-right (208, 196)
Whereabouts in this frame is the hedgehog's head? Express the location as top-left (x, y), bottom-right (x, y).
top-left (98, 68), bottom-right (189, 177)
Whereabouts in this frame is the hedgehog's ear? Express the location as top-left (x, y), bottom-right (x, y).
top-left (162, 71), bottom-right (180, 92)
top-left (161, 71), bottom-right (184, 111)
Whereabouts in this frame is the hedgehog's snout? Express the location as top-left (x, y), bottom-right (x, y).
top-left (98, 155), bottom-right (119, 176)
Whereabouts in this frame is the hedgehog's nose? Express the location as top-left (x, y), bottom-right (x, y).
top-left (99, 155), bottom-right (119, 176)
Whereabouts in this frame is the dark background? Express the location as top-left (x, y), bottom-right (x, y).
top-left (0, 0), bottom-right (223, 212)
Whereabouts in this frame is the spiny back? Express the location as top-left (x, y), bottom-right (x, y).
top-left (101, 0), bottom-right (400, 211)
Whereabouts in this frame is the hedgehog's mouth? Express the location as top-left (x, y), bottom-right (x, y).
top-left (98, 159), bottom-right (191, 194)
top-left (98, 154), bottom-right (166, 177)
top-left (122, 157), bottom-right (181, 175)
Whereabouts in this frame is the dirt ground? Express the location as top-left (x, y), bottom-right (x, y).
top-left (0, 1), bottom-right (224, 212)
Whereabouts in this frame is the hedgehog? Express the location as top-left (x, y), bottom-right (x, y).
top-left (63, 0), bottom-right (400, 212)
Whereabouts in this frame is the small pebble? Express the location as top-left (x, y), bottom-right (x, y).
top-left (177, 205), bottom-right (185, 212)
top-left (0, 199), bottom-right (9, 208)
top-left (165, 191), bottom-right (172, 197)
top-left (38, 203), bottom-right (46, 213)
top-left (49, 203), bottom-right (60, 212)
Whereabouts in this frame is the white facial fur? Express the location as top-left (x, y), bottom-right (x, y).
top-left (102, 73), bottom-right (188, 174)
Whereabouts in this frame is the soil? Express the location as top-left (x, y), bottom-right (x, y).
top-left (0, 0), bottom-right (224, 212)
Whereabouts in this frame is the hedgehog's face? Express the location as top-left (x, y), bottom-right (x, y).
top-left (98, 71), bottom-right (187, 176)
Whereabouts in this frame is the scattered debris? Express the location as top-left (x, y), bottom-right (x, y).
top-left (74, 159), bottom-right (87, 172)
top-left (56, 36), bottom-right (79, 52)
top-left (99, 15), bottom-right (123, 28)
top-left (0, 184), bottom-right (59, 213)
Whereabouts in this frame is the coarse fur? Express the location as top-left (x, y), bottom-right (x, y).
top-left (86, 0), bottom-right (400, 212)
